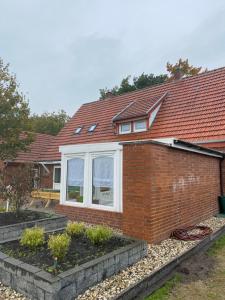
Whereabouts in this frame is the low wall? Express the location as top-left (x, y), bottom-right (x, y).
top-left (0, 215), bottom-right (67, 242)
top-left (55, 205), bottom-right (123, 229)
top-left (0, 238), bottom-right (147, 300)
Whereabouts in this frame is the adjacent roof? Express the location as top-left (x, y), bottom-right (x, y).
top-left (10, 133), bottom-right (55, 163)
top-left (39, 66), bottom-right (225, 161)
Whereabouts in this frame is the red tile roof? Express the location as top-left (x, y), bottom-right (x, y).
top-left (112, 93), bottom-right (166, 122)
top-left (40, 66), bottom-right (225, 161)
top-left (12, 133), bottom-right (55, 163)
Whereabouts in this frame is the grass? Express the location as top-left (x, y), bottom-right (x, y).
top-left (207, 234), bottom-right (225, 256)
top-left (144, 274), bottom-right (181, 300)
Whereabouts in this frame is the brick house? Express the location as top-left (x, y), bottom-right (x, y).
top-left (6, 67), bottom-right (225, 243)
top-left (2, 133), bottom-right (57, 190)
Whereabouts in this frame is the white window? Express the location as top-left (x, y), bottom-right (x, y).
top-left (134, 120), bottom-right (147, 132)
top-left (119, 122), bottom-right (131, 134)
top-left (88, 124), bottom-right (97, 132)
top-left (53, 166), bottom-right (61, 190)
top-left (92, 156), bottom-right (114, 207)
top-left (66, 158), bottom-right (84, 203)
top-left (60, 143), bottom-right (122, 212)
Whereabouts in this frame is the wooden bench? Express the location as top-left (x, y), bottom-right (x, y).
top-left (31, 190), bottom-right (60, 208)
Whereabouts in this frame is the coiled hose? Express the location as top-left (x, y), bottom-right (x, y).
top-left (171, 225), bottom-right (212, 241)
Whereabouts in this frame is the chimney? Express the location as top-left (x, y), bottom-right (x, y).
top-left (174, 67), bottom-right (184, 80)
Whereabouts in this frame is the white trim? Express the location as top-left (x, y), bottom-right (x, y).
top-left (152, 138), bottom-right (223, 158)
top-left (53, 166), bottom-right (61, 190)
top-left (119, 123), bottom-right (131, 135)
top-left (60, 142), bottom-right (122, 154)
top-left (133, 119), bottom-right (147, 132)
top-left (39, 161), bottom-right (61, 165)
top-left (60, 142), bottom-right (123, 212)
top-left (146, 92), bottom-right (168, 114)
top-left (149, 103), bottom-right (162, 127)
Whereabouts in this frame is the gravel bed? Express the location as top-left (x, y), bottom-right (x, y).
top-left (76, 217), bottom-right (225, 300)
top-left (0, 216), bottom-right (225, 300)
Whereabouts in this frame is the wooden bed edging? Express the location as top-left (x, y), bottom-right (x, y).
top-left (111, 223), bottom-right (225, 300)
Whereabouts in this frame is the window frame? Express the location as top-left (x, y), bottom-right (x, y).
top-left (119, 122), bottom-right (131, 134)
top-left (60, 143), bottom-right (122, 212)
top-left (53, 165), bottom-right (61, 190)
top-left (133, 119), bottom-right (147, 132)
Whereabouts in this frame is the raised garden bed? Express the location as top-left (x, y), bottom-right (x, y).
top-left (0, 234), bottom-right (147, 300)
top-left (0, 210), bottom-right (67, 242)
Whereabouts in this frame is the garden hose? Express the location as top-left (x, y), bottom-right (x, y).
top-left (171, 225), bottom-right (212, 241)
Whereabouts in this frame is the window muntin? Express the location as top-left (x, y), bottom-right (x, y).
top-left (92, 156), bottom-right (114, 207)
top-left (66, 158), bottom-right (84, 203)
top-left (119, 122), bottom-right (131, 134)
top-left (134, 120), bottom-right (147, 132)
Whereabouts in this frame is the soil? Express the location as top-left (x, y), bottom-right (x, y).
top-left (0, 234), bottom-right (131, 274)
top-left (0, 210), bottom-right (53, 226)
top-left (167, 251), bottom-right (224, 300)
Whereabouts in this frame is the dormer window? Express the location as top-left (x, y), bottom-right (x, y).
top-left (119, 122), bottom-right (131, 134)
top-left (134, 120), bottom-right (147, 132)
top-left (88, 124), bottom-right (97, 132)
top-left (75, 127), bottom-right (82, 134)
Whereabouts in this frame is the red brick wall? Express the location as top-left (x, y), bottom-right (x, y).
top-left (122, 143), bottom-right (221, 243)
top-left (39, 165), bottom-right (54, 189)
top-left (55, 205), bottom-right (122, 229)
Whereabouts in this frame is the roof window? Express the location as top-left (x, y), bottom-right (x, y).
top-left (88, 124), bottom-right (97, 132)
top-left (74, 127), bottom-right (82, 134)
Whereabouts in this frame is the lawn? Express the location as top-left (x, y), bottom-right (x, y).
top-left (145, 235), bottom-right (225, 300)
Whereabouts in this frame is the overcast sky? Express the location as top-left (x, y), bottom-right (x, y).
top-left (1, 0), bottom-right (225, 115)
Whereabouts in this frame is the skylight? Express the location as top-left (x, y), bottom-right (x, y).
top-left (88, 124), bottom-right (97, 132)
top-left (75, 127), bottom-right (82, 134)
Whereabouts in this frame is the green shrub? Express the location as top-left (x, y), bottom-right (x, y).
top-left (20, 227), bottom-right (45, 250)
top-left (48, 233), bottom-right (71, 261)
top-left (86, 225), bottom-right (113, 244)
top-left (66, 221), bottom-right (85, 236)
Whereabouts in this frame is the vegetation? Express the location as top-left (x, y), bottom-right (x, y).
top-left (100, 73), bottom-right (167, 99)
top-left (99, 59), bottom-right (204, 99)
top-left (48, 233), bottom-right (71, 261)
top-left (207, 234), bottom-right (225, 256)
top-left (28, 110), bottom-right (70, 136)
top-left (20, 227), bottom-right (45, 250)
top-left (145, 274), bottom-right (181, 300)
top-left (166, 58), bottom-right (204, 81)
top-left (66, 221), bottom-right (86, 236)
top-left (0, 165), bottom-right (34, 214)
top-left (86, 225), bottom-right (113, 244)
top-left (0, 58), bottom-right (32, 160)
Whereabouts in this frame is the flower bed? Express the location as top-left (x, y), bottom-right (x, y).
top-left (0, 210), bottom-right (67, 242)
top-left (0, 224), bottom-right (147, 300)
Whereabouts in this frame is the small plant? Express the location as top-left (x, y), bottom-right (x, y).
top-left (48, 233), bottom-right (71, 262)
top-left (66, 221), bottom-right (85, 236)
top-left (20, 227), bottom-right (45, 250)
top-left (86, 225), bottom-right (113, 244)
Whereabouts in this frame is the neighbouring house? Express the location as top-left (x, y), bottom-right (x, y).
top-left (1, 133), bottom-right (58, 191)
top-left (8, 67), bottom-right (225, 243)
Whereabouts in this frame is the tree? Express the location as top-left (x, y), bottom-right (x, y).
top-left (0, 165), bottom-right (34, 215)
top-left (0, 58), bottom-right (32, 160)
top-left (99, 73), bottom-right (167, 99)
top-left (28, 110), bottom-right (70, 136)
top-left (166, 58), bottom-right (204, 81)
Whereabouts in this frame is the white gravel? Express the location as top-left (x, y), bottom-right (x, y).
top-left (1, 216), bottom-right (225, 300)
